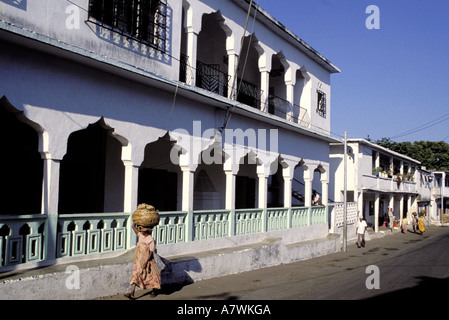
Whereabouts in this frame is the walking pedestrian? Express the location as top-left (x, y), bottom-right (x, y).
top-left (412, 212), bottom-right (418, 233)
top-left (356, 214), bottom-right (367, 248)
top-left (401, 216), bottom-right (408, 233)
top-left (125, 224), bottom-right (161, 299)
top-left (388, 208), bottom-right (395, 233)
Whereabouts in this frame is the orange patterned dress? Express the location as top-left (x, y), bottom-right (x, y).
top-left (130, 232), bottom-right (161, 290)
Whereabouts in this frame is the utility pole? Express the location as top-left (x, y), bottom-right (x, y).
top-left (343, 131), bottom-right (348, 252)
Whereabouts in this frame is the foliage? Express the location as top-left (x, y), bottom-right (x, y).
top-left (372, 137), bottom-right (449, 171)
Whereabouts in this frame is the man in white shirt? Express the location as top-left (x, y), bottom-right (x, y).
top-left (356, 214), bottom-right (367, 248)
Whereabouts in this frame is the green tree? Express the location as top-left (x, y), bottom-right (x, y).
top-left (374, 138), bottom-right (449, 171)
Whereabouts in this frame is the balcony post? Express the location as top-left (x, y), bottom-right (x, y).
top-left (227, 50), bottom-right (239, 100)
top-left (304, 168), bottom-right (313, 207)
top-left (41, 155), bottom-right (60, 260)
top-left (186, 29), bottom-right (198, 86)
top-left (260, 68), bottom-right (270, 112)
top-left (374, 193), bottom-right (379, 233)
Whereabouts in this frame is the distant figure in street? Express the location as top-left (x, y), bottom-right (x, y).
top-left (125, 224), bottom-right (161, 299)
top-left (388, 208), bottom-right (395, 233)
top-left (356, 214), bottom-right (367, 248)
top-left (312, 191), bottom-right (322, 206)
top-left (412, 212), bottom-right (419, 233)
top-left (401, 216), bottom-right (408, 233)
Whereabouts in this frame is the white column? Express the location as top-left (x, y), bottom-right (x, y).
top-left (407, 195), bottom-right (412, 220)
top-left (283, 166), bottom-right (294, 208)
top-left (260, 68), bottom-right (270, 112)
top-left (186, 29), bottom-right (198, 86)
top-left (439, 171), bottom-right (446, 222)
top-left (41, 156), bottom-right (60, 260)
top-left (374, 193), bottom-right (380, 233)
top-left (399, 194), bottom-right (404, 223)
top-left (285, 81), bottom-right (295, 122)
top-left (257, 173), bottom-right (268, 209)
top-left (181, 166), bottom-right (195, 211)
top-left (227, 50), bottom-right (239, 100)
top-left (358, 191), bottom-right (364, 218)
top-left (123, 161), bottom-right (139, 213)
top-left (304, 168), bottom-right (313, 207)
top-left (41, 157), bottom-right (60, 216)
top-left (225, 170), bottom-right (237, 210)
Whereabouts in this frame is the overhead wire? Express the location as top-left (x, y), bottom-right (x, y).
top-left (219, 0), bottom-right (257, 133)
top-left (389, 112), bottom-right (449, 140)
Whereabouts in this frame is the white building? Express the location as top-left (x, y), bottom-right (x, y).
top-left (0, 0), bottom-right (341, 270)
top-left (430, 171), bottom-right (449, 224)
top-left (330, 139), bottom-right (421, 231)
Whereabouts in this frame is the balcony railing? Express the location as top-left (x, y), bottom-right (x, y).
top-left (1, 205), bottom-right (327, 271)
top-left (153, 206), bottom-right (328, 246)
top-left (179, 56), bottom-right (311, 127)
top-left (236, 78), bottom-right (262, 109)
top-left (268, 95), bottom-right (310, 126)
top-left (196, 61), bottom-right (230, 98)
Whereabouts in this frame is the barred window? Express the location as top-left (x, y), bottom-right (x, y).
top-left (88, 0), bottom-right (167, 52)
top-left (316, 90), bottom-right (326, 117)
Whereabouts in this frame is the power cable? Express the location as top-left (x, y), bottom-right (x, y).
top-left (220, 0), bottom-right (257, 133)
top-left (390, 112), bottom-right (449, 140)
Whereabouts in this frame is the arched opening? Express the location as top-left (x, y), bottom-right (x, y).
top-left (196, 11), bottom-right (230, 96)
top-left (235, 152), bottom-right (258, 209)
top-left (294, 68), bottom-right (310, 126)
top-left (267, 161), bottom-right (284, 208)
top-left (138, 134), bottom-right (180, 211)
top-left (0, 98), bottom-right (43, 215)
top-left (268, 53), bottom-right (289, 118)
top-left (58, 119), bottom-right (125, 214)
top-left (313, 165), bottom-right (325, 205)
top-left (292, 161), bottom-right (306, 206)
top-left (193, 144), bottom-right (225, 210)
top-left (236, 35), bottom-right (263, 108)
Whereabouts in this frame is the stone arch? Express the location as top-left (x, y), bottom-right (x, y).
top-left (268, 51), bottom-right (291, 118)
top-left (196, 11), bottom-right (232, 97)
top-left (0, 96), bottom-right (45, 215)
top-left (193, 140), bottom-right (226, 210)
top-left (236, 34), bottom-right (264, 108)
top-left (58, 118), bottom-right (126, 214)
top-left (138, 132), bottom-right (181, 211)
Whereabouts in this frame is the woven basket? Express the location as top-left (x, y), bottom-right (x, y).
top-left (132, 203), bottom-right (160, 227)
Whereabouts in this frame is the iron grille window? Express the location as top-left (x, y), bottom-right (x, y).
top-left (88, 0), bottom-right (167, 52)
top-left (317, 90), bottom-right (326, 117)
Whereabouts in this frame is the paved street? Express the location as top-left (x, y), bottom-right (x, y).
top-left (100, 225), bottom-right (449, 301)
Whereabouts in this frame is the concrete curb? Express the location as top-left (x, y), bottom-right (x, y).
top-left (0, 233), bottom-right (341, 299)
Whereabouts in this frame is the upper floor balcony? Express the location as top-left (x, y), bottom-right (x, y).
top-left (0, 0), bottom-right (338, 134)
top-left (432, 171), bottom-right (449, 198)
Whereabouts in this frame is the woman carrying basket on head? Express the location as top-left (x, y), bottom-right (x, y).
top-left (125, 204), bottom-right (162, 299)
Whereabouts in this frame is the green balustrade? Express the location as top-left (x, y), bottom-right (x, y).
top-left (1, 206), bottom-right (328, 271)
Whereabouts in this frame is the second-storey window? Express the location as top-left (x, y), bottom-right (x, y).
top-left (316, 90), bottom-right (326, 117)
top-left (88, 0), bottom-right (167, 52)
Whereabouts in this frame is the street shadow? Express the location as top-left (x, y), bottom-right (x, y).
top-left (155, 254), bottom-right (203, 296)
top-left (364, 276), bottom-right (449, 301)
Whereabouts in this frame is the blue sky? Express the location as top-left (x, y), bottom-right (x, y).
top-left (258, 0), bottom-right (449, 143)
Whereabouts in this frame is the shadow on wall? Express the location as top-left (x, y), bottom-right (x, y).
top-left (157, 254), bottom-right (202, 295)
top-left (85, 2), bottom-right (173, 66)
top-left (1, 0), bottom-right (27, 11)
